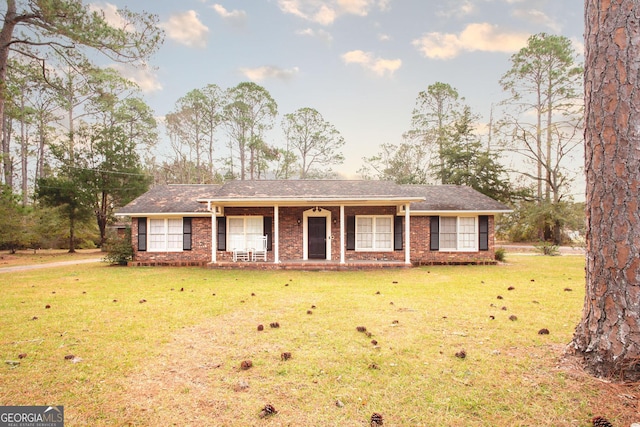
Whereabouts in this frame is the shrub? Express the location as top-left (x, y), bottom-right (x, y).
top-left (103, 229), bottom-right (133, 265)
top-left (494, 247), bottom-right (506, 262)
top-left (534, 241), bottom-right (560, 256)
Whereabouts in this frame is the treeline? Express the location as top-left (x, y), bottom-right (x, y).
top-left (0, 1), bottom-right (585, 251)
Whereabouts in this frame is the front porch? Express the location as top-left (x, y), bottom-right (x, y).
top-left (128, 259), bottom-right (411, 270)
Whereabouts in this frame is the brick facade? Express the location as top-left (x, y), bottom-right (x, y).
top-left (131, 205), bottom-right (497, 266)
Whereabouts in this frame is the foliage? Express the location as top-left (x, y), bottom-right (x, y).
top-left (433, 106), bottom-right (515, 203)
top-left (359, 141), bottom-right (432, 184)
top-left (281, 107), bottom-right (345, 179)
top-left (165, 84), bottom-right (223, 183)
top-left (35, 168), bottom-right (95, 252)
top-left (498, 199), bottom-right (585, 244)
top-left (534, 240), bottom-right (560, 256)
top-left (498, 33), bottom-right (584, 242)
top-left (494, 246), bottom-right (506, 262)
top-left (102, 228), bottom-right (133, 265)
top-left (222, 82), bottom-right (278, 180)
top-left (0, 185), bottom-right (31, 251)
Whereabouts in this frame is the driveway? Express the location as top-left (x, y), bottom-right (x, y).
top-left (0, 258), bottom-right (103, 273)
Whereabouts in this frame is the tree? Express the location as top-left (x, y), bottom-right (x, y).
top-left (76, 123), bottom-right (151, 245)
top-left (223, 82), bottom-right (277, 180)
top-left (498, 33), bottom-right (583, 242)
top-left (405, 82), bottom-right (463, 182)
top-left (0, 0), bottom-right (163, 164)
top-left (165, 85), bottom-right (222, 183)
top-left (434, 106), bottom-right (514, 203)
top-left (36, 168), bottom-right (94, 253)
top-left (570, 0), bottom-right (640, 381)
top-left (359, 141), bottom-right (431, 184)
top-left (281, 107), bottom-right (345, 179)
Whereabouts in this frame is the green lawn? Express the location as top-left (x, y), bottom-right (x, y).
top-left (0, 255), bottom-right (635, 426)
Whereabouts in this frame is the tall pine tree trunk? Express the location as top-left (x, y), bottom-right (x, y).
top-left (571, 0), bottom-right (640, 381)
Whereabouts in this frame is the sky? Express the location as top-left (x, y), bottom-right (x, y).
top-left (93, 0), bottom-right (585, 185)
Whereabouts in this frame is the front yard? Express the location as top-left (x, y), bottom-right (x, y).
top-left (0, 255), bottom-right (636, 426)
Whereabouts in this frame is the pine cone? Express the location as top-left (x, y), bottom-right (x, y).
top-left (370, 412), bottom-right (384, 426)
top-left (259, 404), bottom-right (278, 418)
top-left (592, 416), bottom-right (613, 427)
top-left (281, 352), bottom-right (292, 361)
top-left (240, 360), bottom-right (252, 370)
top-left (356, 326), bottom-right (367, 333)
top-left (270, 322), bottom-right (280, 328)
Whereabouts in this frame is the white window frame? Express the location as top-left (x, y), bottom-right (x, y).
top-left (227, 216), bottom-right (264, 251)
top-left (355, 215), bottom-right (393, 252)
top-left (439, 216), bottom-right (478, 252)
top-left (148, 218), bottom-right (184, 252)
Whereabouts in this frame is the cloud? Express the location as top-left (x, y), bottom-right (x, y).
top-left (239, 66), bottom-right (300, 82)
top-left (412, 23), bottom-right (530, 60)
top-left (110, 63), bottom-right (162, 93)
top-left (89, 2), bottom-right (130, 30)
top-left (511, 8), bottom-right (561, 33)
top-left (277, 0), bottom-right (385, 25)
top-left (436, 0), bottom-right (476, 18)
top-left (341, 50), bottom-right (401, 77)
top-left (211, 4), bottom-right (247, 26)
top-left (296, 27), bottom-right (334, 42)
top-left (159, 10), bottom-right (209, 48)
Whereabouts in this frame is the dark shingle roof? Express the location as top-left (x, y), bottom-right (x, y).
top-left (403, 185), bottom-right (511, 212)
top-left (117, 184), bottom-right (218, 215)
top-left (117, 181), bottom-right (512, 215)
top-left (205, 180), bottom-right (419, 200)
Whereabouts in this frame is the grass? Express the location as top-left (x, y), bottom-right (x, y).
top-left (0, 254), bottom-right (637, 426)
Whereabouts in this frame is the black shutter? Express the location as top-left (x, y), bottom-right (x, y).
top-left (183, 218), bottom-right (192, 250)
top-left (346, 216), bottom-right (356, 250)
top-left (263, 216), bottom-right (273, 251)
top-left (430, 216), bottom-right (439, 251)
top-left (137, 217), bottom-right (147, 251)
top-left (394, 216), bottom-right (403, 251)
top-left (479, 215), bottom-right (489, 251)
top-left (217, 217), bottom-right (226, 251)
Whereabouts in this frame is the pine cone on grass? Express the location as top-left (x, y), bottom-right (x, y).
top-left (370, 412), bottom-right (384, 426)
top-left (592, 416), bottom-right (613, 427)
top-left (259, 404), bottom-right (278, 418)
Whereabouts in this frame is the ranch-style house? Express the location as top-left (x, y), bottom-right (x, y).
top-left (116, 180), bottom-right (511, 269)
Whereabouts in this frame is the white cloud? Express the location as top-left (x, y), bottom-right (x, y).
top-left (110, 63), bottom-right (162, 93)
top-left (412, 23), bottom-right (530, 60)
top-left (437, 0), bottom-right (476, 18)
top-left (277, 0), bottom-right (385, 25)
top-left (342, 49), bottom-right (401, 77)
top-left (211, 4), bottom-right (247, 26)
top-left (378, 33), bottom-right (391, 42)
top-left (239, 66), bottom-right (300, 82)
top-left (89, 2), bottom-right (129, 30)
top-left (512, 8), bottom-right (561, 33)
top-left (159, 10), bottom-right (209, 48)
top-left (296, 27), bottom-right (334, 42)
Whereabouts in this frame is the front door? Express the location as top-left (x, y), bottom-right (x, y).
top-left (308, 217), bottom-right (327, 259)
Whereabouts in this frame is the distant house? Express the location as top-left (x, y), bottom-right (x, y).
top-left (115, 180), bottom-right (511, 269)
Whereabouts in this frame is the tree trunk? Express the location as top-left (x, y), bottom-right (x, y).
top-left (0, 0), bottom-right (18, 188)
top-left (571, 0), bottom-right (640, 381)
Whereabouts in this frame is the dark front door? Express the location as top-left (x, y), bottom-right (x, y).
top-left (308, 217), bottom-right (326, 259)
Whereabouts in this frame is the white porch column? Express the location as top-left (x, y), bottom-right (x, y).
top-left (404, 204), bottom-right (411, 265)
top-left (340, 205), bottom-right (345, 264)
top-left (211, 213), bottom-right (217, 263)
top-left (274, 205), bottom-right (280, 263)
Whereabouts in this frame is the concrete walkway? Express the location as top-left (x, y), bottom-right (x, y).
top-left (0, 258), bottom-right (103, 273)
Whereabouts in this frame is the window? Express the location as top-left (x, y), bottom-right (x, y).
top-left (227, 216), bottom-right (263, 250)
top-left (356, 216), bottom-right (392, 251)
top-left (439, 216), bottom-right (477, 251)
top-left (148, 218), bottom-right (184, 252)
